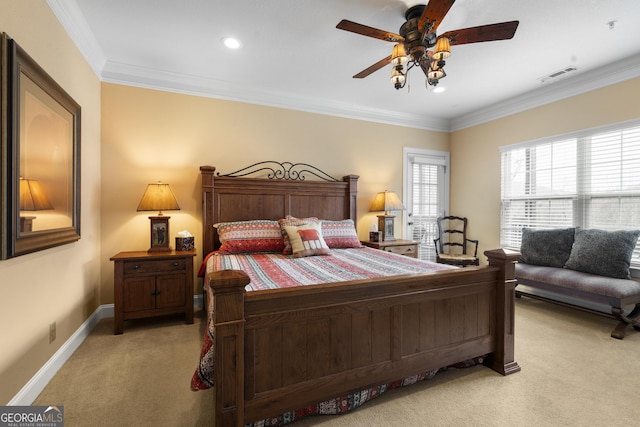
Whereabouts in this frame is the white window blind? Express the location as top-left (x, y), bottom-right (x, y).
top-left (500, 120), bottom-right (640, 268)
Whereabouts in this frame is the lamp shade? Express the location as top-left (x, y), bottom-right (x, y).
top-left (433, 37), bottom-right (451, 60)
top-left (20, 178), bottom-right (53, 211)
top-left (390, 43), bottom-right (408, 65)
top-left (137, 182), bottom-right (180, 214)
top-left (427, 66), bottom-right (445, 80)
top-left (390, 66), bottom-right (406, 85)
top-left (369, 190), bottom-right (405, 213)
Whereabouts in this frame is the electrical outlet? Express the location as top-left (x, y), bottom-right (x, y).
top-left (49, 322), bottom-right (56, 343)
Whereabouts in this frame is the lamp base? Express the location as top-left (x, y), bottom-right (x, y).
top-left (148, 215), bottom-right (172, 253)
top-left (377, 214), bottom-right (396, 241)
top-left (20, 216), bottom-right (36, 233)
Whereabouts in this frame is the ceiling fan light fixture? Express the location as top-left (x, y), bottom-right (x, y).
top-left (433, 37), bottom-right (451, 60)
top-left (427, 67), bottom-right (444, 80)
top-left (390, 65), bottom-right (406, 89)
top-left (336, 3), bottom-right (519, 93)
top-left (427, 62), bottom-right (446, 84)
top-left (390, 44), bottom-right (408, 65)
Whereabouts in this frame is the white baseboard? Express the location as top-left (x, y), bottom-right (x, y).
top-left (194, 293), bottom-right (203, 308)
top-left (9, 304), bottom-right (113, 405)
top-left (9, 296), bottom-right (202, 405)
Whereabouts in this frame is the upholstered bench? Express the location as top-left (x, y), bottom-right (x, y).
top-left (514, 227), bottom-right (640, 339)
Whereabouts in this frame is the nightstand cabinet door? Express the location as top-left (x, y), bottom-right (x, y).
top-left (123, 276), bottom-right (156, 312)
top-left (155, 274), bottom-right (187, 309)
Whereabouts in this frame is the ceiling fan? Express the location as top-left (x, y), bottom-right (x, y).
top-left (336, 0), bottom-right (519, 90)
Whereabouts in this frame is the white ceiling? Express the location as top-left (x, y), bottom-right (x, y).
top-left (48, 0), bottom-right (640, 132)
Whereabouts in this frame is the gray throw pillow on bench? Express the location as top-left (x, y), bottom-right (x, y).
top-left (519, 227), bottom-right (575, 268)
top-left (564, 228), bottom-right (640, 279)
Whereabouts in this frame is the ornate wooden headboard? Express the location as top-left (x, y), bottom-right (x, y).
top-left (200, 162), bottom-right (359, 256)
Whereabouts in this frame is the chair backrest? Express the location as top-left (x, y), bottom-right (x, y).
top-left (436, 215), bottom-right (469, 255)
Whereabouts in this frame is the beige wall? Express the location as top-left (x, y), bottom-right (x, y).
top-left (450, 77), bottom-right (640, 259)
top-left (0, 1), bottom-right (102, 404)
top-left (100, 83), bottom-right (450, 303)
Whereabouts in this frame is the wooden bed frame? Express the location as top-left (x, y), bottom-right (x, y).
top-left (200, 163), bottom-right (521, 427)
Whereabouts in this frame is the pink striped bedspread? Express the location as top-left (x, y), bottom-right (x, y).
top-left (207, 246), bottom-right (456, 291)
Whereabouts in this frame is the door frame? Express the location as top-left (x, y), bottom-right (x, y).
top-left (402, 147), bottom-right (450, 254)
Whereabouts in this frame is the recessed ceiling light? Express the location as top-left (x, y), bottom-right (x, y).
top-left (433, 86), bottom-right (446, 93)
top-left (222, 37), bottom-right (242, 49)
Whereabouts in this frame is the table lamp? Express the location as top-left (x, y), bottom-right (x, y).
top-left (369, 190), bottom-right (405, 241)
top-left (137, 182), bottom-right (180, 252)
top-left (19, 177), bottom-right (53, 232)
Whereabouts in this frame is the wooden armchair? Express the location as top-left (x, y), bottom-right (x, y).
top-left (433, 216), bottom-right (479, 267)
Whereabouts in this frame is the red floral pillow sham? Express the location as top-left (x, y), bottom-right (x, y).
top-left (215, 220), bottom-right (285, 253)
top-left (321, 219), bottom-right (362, 249)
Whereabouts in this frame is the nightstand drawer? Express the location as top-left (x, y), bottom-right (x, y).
top-left (124, 259), bottom-right (186, 275)
top-left (385, 245), bottom-right (417, 257)
top-left (360, 239), bottom-right (419, 259)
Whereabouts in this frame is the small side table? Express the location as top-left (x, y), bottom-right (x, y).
top-left (361, 239), bottom-right (419, 258)
top-left (110, 250), bottom-right (196, 334)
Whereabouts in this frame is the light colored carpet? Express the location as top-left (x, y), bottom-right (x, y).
top-left (34, 311), bottom-right (213, 426)
top-left (35, 298), bottom-right (640, 426)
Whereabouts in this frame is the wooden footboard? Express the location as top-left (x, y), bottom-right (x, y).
top-left (209, 249), bottom-right (521, 426)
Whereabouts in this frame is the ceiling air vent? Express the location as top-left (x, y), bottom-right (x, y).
top-left (538, 66), bottom-right (577, 83)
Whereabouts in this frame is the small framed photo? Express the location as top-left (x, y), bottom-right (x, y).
top-left (149, 216), bottom-right (171, 252)
top-left (369, 231), bottom-right (382, 242)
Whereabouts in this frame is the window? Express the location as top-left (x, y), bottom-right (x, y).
top-left (403, 148), bottom-right (449, 261)
top-left (501, 120), bottom-right (640, 268)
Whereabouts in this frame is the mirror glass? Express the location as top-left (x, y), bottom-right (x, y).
top-left (19, 73), bottom-right (74, 234)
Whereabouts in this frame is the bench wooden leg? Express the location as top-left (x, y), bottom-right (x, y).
top-left (610, 304), bottom-right (640, 339)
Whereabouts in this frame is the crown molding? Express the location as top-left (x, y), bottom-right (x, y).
top-left (48, 0), bottom-right (640, 134)
top-left (47, 0), bottom-right (450, 132)
top-left (450, 53), bottom-right (640, 132)
top-left (46, 0), bottom-right (106, 76)
top-left (101, 60), bottom-right (451, 132)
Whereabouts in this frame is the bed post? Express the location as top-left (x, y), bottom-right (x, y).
top-left (484, 248), bottom-right (522, 376)
top-left (209, 270), bottom-right (250, 427)
top-left (343, 174), bottom-right (359, 221)
top-left (200, 166), bottom-right (216, 257)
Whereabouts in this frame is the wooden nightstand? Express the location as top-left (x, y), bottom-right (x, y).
top-left (361, 239), bottom-right (419, 258)
top-left (110, 250), bottom-right (196, 334)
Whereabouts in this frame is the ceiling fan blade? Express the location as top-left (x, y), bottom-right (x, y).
top-left (353, 55), bottom-right (392, 79)
top-left (440, 21), bottom-right (519, 45)
top-left (418, 0), bottom-right (456, 32)
top-left (337, 19), bottom-right (404, 43)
